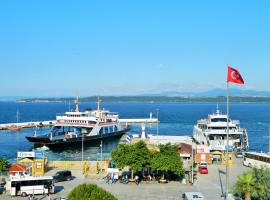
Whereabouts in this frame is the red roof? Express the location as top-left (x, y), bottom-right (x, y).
top-left (179, 143), bottom-right (192, 154)
top-left (8, 163), bottom-right (27, 172)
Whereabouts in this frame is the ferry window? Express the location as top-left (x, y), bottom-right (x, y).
top-left (211, 118), bottom-right (228, 122)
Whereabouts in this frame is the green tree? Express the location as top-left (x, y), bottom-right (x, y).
top-left (251, 167), bottom-right (270, 199)
top-left (150, 143), bottom-right (184, 180)
top-left (233, 171), bottom-right (257, 200)
top-left (0, 157), bottom-right (8, 175)
top-left (67, 184), bottom-right (117, 200)
top-left (111, 141), bottom-right (150, 179)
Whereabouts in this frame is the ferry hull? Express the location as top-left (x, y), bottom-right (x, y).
top-left (26, 129), bottom-right (129, 149)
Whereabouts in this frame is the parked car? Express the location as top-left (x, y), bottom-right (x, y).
top-left (0, 185), bottom-right (5, 194)
top-left (53, 170), bottom-right (72, 182)
top-left (199, 166), bottom-right (208, 174)
top-left (199, 161), bottom-right (208, 167)
top-left (236, 151), bottom-right (243, 158)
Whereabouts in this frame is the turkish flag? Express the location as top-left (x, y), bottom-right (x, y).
top-left (227, 66), bottom-right (244, 84)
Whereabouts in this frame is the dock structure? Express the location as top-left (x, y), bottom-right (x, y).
top-left (119, 118), bottom-right (159, 125)
top-left (148, 135), bottom-right (192, 145)
top-left (0, 120), bottom-right (55, 131)
top-left (0, 118), bottom-right (158, 131)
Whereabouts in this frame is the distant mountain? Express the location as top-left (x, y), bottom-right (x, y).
top-left (144, 89), bottom-right (270, 97)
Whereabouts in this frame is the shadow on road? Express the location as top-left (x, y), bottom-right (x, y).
top-left (218, 169), bottom-right (226, 196)
top-left (54, 185), bottom-right (64, 194)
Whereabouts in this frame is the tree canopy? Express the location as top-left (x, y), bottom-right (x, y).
top-left (0, 157), bottom-right (8, 173)
top-left (150, 143), bottom-right (184, 177)
top-left (67, 184), bottom-right (117, 200)
top-left (111, 141), bottom-right (150, 178)
top-left (111, 141), bottom-right (184, 179)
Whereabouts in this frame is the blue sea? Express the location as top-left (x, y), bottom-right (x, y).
top-left (0, 101), bottom-right (269, 161)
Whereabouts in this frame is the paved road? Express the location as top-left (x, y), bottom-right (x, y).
top-left (1, 158), bottom-right (249, 200)
top-left (193, 158), bottom-right (249, 199)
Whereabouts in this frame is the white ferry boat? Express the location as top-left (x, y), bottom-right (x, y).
top-left (193, 106), bottom-right (249, 152)
top-left (26, 97), bottom-right (130, 148)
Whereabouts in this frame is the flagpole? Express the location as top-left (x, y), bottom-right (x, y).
top-left (226, 80), bottom-right (230, 199)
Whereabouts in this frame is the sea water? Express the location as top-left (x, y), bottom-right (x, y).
top-left (0, 101), bottom-right (269, 161)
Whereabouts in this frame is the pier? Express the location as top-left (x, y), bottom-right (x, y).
top-left (0, 118), bottom-right (158, 131)
top-left (0, 121), bottom-right (55, 131)
top-left (119, 118), bottom-right (158, 125)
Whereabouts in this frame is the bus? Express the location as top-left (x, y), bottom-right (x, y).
top-left (10, 176), bottom-right (54, 197)
top-left (243, 152), bottom-right (270, 168)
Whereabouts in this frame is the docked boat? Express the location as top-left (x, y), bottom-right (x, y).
top-left (193, 106), bottom-right (249, 152)
top-left (26, 97), bottom-right (130, 148)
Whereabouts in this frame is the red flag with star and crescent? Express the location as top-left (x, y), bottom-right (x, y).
top-left (227, 66), bottom-right (244, 84)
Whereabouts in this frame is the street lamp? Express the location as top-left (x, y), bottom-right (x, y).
top-left (191, 139), bottom-right (194, 184)
top-left (156, 108), bottom-right (159, 136)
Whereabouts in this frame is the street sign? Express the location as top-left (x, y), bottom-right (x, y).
top-left (17, 151), bottom-right (35, 158)
top-left (17, 151), bottom-right (44, 158)
top-left (35, 151), bottom-right (44, 158)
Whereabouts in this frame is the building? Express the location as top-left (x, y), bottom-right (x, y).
top-left (8, 163), bottom-right (28, 176)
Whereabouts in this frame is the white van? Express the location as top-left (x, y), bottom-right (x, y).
top-left (182, 192), bottom-right (204, 200)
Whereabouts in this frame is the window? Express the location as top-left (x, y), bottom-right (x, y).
top-left (211, 118), bottom-right (228, 123)
top-left (36, 162), bottom-right (42, 169)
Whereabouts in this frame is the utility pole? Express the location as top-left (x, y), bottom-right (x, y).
top-left (191, 140), bottom-right (194, 184)
top-left (100, 140), bottom-right (103, 171)
top-left (156, 108), bottom-right (159, 136)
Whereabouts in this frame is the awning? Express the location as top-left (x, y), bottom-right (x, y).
top-left (212, 151), bottom-right (222, 155)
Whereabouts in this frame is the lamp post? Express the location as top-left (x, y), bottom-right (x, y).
top-left (156, 108), bottom-right (159, 136)
top-left (100, 139), bottom-right (103, 171)
top-left (191, 140), bottom-right (194, 184)
top-left (82, 133), bottom-right (84, 162)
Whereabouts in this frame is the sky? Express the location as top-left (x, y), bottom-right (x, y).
top-left (0, 0), bottom-right (270, 96)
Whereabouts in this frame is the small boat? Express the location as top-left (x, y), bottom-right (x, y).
top-left (8, 111), bottom-right (22, 132)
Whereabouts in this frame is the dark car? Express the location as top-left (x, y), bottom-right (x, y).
top-left (53, 170), bottom-right (72, 182)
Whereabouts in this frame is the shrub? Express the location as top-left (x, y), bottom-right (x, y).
top-left (67, 184), bottom-right (117, 200)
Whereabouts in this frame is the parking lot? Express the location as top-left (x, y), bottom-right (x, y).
top-left (0, 158), bottom-right (249, 200)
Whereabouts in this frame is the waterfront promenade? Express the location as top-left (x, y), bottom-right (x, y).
top-left (1, 158), bottom-right (249, 200)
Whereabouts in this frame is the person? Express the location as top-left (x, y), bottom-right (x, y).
top-left (47, 193), bottom-right (51, 200)
top-left (108, 174), bottom-right (113, 185)
top-left (112, 173), bottom-right (115, 184)
top-left (135, 175), bottom-right (139, 185)
top-left (28, 194), bottom-right (33, 200)
top-left (147, 174), bottom-right (152, 182)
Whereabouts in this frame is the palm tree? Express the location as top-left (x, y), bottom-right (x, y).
top-left (234, 171), bottom-right (256, 200)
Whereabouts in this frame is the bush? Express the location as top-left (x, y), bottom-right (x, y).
top-left (0, 157), bottom-right (8, 173)
top-left (67, 184), bottom-right (117, 200)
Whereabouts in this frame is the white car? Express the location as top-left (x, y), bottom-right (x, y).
top-left (182, 192), bottom-right (204, 200)
top-left (199, 161), bottom-right (208, 167)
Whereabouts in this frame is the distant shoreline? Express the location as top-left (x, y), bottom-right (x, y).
top-left (16, 96), bottom-right (270, 103)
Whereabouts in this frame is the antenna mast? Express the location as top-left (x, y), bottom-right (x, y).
top-left (97, 96), bottom-right (101, 112)
top-left (75, 96), bottom-right (79, 112)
